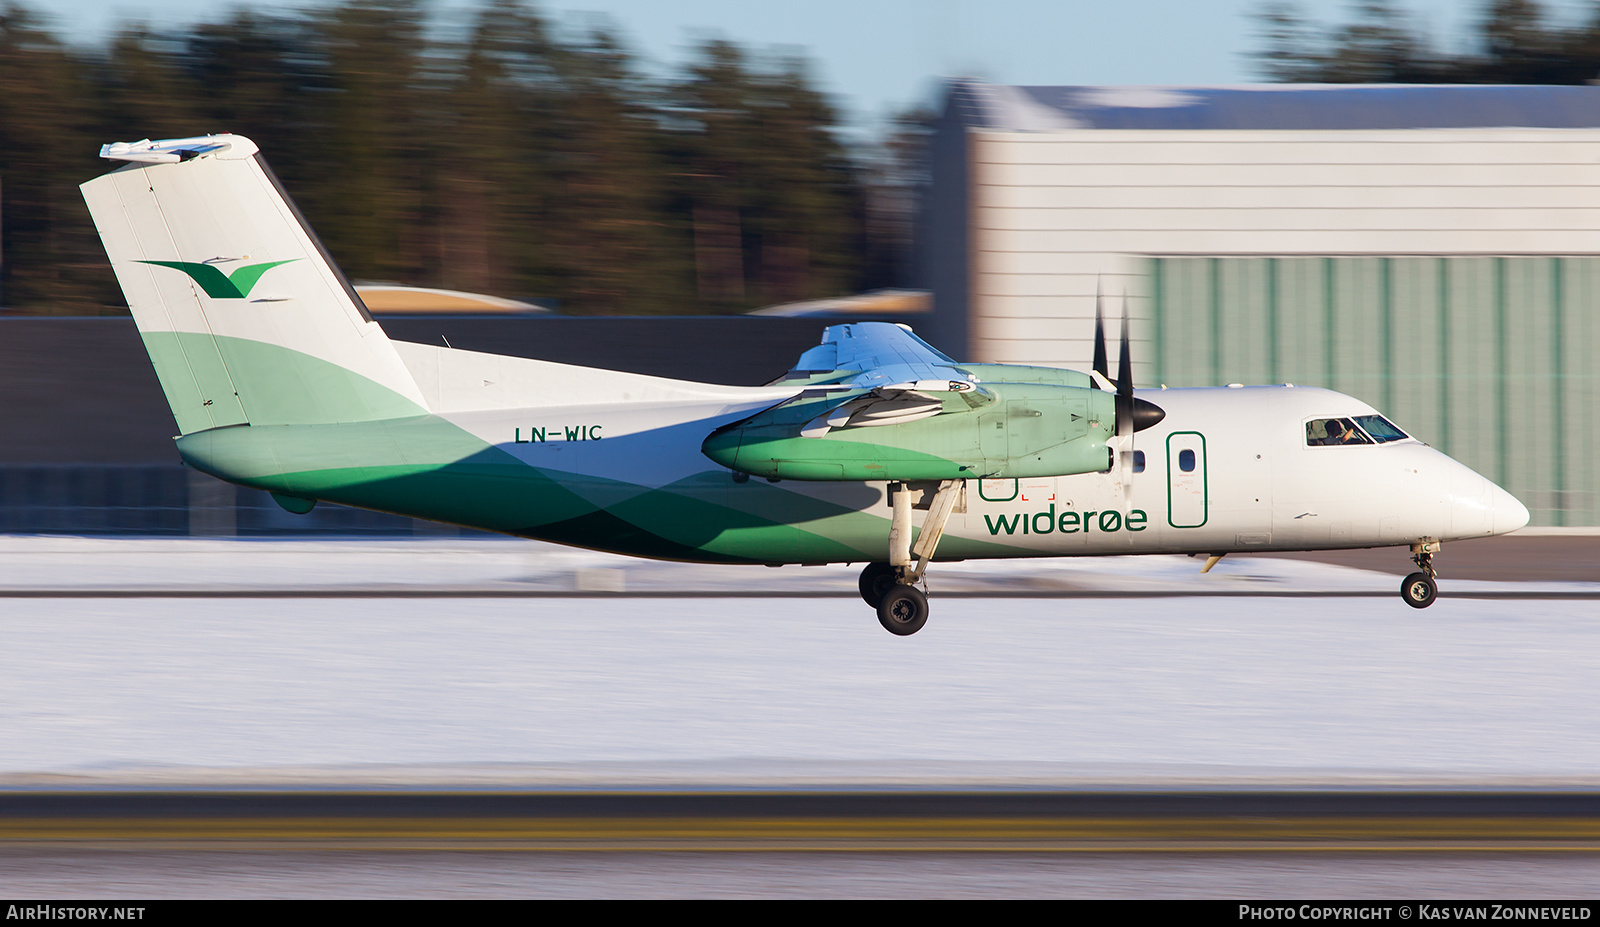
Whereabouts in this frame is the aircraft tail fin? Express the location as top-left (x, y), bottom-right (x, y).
top-left (80, 135), bottom-right (428, 434)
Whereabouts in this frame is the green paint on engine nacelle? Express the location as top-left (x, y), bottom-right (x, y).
top-left (703, 382), bottom-right (1116, 481)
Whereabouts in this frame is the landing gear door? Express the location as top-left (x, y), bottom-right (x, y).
top-left (1167, 431), bottom-right (1207, 528)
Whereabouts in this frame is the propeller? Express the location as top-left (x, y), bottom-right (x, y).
top-left (1093, 280), bottom-right (1109, 384)
top-left (1116, 294), bottom-right (1135, 495)
top-left (1093, 287), bottom-right (1165, 498)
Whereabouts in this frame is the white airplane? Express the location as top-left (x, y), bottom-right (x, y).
top-left (81, 135), bottom-right (1530, 634)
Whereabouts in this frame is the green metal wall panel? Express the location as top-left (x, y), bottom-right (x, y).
top-left (1504, 260), bottom-right (1556, 513)
top-left (1149, 255), bottom-right (1599, 527)
top-left (1388, 258), bottom-right (1444, 447)
top-left (1561, 260), bottom-right (1599, 527)
top-left (1275, 258), bottom-right (1331, 389)
top-left (1218, 258), bottom-right (1270, 387)
top-left (1444, 259), bottom-right (1499, 486)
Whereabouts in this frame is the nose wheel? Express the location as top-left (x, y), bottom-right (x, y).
top-left (1401, 539), bottom-right (1440, 609)
top-left (1401, 572), bottom-right (1437, 608)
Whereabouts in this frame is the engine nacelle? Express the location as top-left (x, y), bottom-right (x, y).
top-left (702, 382), bottom-right (1117, 481)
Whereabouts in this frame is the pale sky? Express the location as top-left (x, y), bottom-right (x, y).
top-left (33, 1), bottom-right (1587, 132)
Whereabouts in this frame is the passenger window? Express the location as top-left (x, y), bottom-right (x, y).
top-left (1178, 449), bottom-right (1195, 472)
top-left (1306, 418), bottom-right (1372, 447)
top-left (1133, 450), bottom-right (1146, 473)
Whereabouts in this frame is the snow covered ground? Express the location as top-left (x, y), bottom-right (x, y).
top-left (0, 537), bottom-right (1596, 787)
top-left (0, 535), bottom-right (1594, 596)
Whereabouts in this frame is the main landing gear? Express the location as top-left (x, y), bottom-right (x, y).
top-left (1401, 539), bottom-right (1441, 609)
top-left (861, 480), bottom-right (962, 636)
top-left (868, 575), bottom-right (930, 636)
top-left (860, 561), bottom-right (930, 636)
top-left (858, 561), bottom-right (900, 609)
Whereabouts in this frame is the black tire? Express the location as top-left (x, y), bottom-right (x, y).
top-left (858, 562), bottom-right (899, 608)
top-left (876, 584), bottom-right (929, 636)
top-left (1401, 571), bottom-right (1437, 609)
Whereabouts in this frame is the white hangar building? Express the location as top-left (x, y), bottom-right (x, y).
top-left (916, 80), bottom-right (1600, 527)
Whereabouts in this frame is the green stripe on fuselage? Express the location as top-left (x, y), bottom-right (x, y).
top-left (174, 412), bottom-right (1025, 563)
top-left (157, 336), bottom-right (1034, 564)
top-left (175, 416), bottom-right (866, 562)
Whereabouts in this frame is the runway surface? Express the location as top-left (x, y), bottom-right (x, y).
top-left (3, 848), bottom-right (1596, 898)
top-left (4, 790), bottom-right (1600, 897)
top-left (1, 533), bottom-right (1595, 598)
top-left (5, 790), bottom-right (1600, 850)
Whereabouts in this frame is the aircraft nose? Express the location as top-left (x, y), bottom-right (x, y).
top-left (1490, 481), bottom-right (1530, 534)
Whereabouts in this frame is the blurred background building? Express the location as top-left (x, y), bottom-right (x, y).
top-left (919, 80), bottom-right (1600, 527)
top-left (4, 2), bottom-right (1600, 530)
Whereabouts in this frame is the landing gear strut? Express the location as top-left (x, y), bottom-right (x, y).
top-left (864, 479), bottom-right (961, 635)
top-left (1401, 539), bottom-right (1440, 609)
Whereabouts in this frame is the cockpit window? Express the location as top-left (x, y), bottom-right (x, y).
top-left (1306, 418), bottom-right (1373, 447)
top-left (1353, 415), bottom-right (1408, 444)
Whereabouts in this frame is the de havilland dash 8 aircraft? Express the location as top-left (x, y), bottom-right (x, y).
top-left (80, 135), bottom-right (1530, 635)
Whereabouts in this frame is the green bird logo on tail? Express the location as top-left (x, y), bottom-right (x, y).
top-left (139, 259), bottom-right (299, 299)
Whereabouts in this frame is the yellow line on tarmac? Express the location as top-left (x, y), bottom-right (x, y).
top-left (5, 817), bottom-right (1600, 849)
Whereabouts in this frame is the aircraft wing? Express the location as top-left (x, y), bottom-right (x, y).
top-left (705, 319), bottom-right (1117, 480)
top-left (790, 322), bottom-right (975, 392)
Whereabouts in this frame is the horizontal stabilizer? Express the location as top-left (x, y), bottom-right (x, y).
top-left (100, 136), bottom-right (243, 164)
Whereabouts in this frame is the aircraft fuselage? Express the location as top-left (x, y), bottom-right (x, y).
top-left (177, 378), bottom-right (1524, 565)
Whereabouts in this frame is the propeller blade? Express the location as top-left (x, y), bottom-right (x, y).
top-left (1100, 292), bottom-right (1164, 500)
top-left (1116, 294), bottom-right (1134, 439)
top-left (1092, 279), bottom-right (1109, 382)
top-left (1117, 294), bottom-right (1134, 497)
top-left (1097, 289), bottom-right (1164, 496)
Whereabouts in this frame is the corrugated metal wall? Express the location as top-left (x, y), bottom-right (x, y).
top-left (958, 127), bottom-right (1600, 381)
top-left (1149, 256), bottom-right (1599, 526)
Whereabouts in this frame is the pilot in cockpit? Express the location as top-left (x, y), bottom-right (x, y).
top-left (1307, 418), bottom-right (1372, 446)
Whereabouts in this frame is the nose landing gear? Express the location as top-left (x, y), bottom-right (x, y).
top-left (1401, 539), bottom-right (1441, 609)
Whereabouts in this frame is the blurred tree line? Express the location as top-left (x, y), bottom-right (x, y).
top-left (1256, 0), bottom-right (1600, 84)
top-left (0, 0), bottom-right (925, 315)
